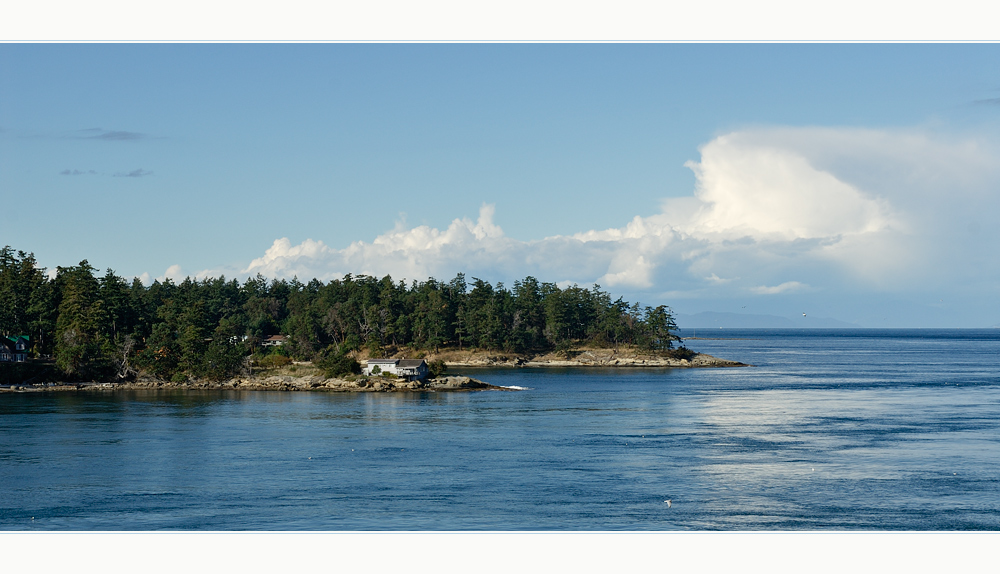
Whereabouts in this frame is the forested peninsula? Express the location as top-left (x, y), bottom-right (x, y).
top-left (1, 246), bottom-right (744, 390)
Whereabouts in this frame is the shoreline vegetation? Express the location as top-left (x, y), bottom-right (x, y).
top-left (1, 245), bottom-right (746, 391)
top-left (1, 348), bottom-right (747, 393)
top-left (428, 347), bottom-right (746, 368)
top-left (1, 375), bottom-right (506, 394)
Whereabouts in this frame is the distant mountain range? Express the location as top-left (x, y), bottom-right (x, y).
top-left (675, 311), bottom-right (859, 329)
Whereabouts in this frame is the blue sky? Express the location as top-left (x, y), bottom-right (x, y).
top-left (2, 44), bottom-right (1000, 327)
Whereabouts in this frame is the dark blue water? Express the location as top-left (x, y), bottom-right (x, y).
top-left (2, 329), bottom-right (999, 530)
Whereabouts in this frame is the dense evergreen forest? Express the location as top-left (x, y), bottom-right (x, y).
top-left (0, 246), bottom-right (684, 381)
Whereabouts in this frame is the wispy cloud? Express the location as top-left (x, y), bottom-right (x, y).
top-left (973, 97), bottom-right (1000, 106)
top-left (113, 168), bottom-right (153, 178)
top-left (751, 281), bottom-right (808, 295)
top-left (59, 167), bottom-right (154, 177)
top-left (69, 127), bottom-right (151, 141)
top-left (705, 273), bottom-right (736, 284)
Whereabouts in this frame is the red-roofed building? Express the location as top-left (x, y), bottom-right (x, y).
top-left (262, 335), bottom-right (287, 347)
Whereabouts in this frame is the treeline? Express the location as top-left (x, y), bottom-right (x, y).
top-left (1, 246), bottom-right (683, 381)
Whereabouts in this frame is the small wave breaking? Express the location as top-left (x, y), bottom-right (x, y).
top-left (501, 385), bottom-right (530, 391)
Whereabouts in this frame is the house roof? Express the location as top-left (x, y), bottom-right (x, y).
top-left (397, 359), bottom-right (426, 368)
top-left (264, 335), bottom-right (286, 341)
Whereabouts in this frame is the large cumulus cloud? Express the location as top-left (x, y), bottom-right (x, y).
top-left (230, 126), bottom-right (1000, 311)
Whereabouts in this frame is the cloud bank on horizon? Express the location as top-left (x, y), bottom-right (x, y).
top-left (165, 126), bottom-right (999, 319)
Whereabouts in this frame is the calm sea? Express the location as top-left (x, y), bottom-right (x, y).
top-left (2, 329), bottom-right (998, 530)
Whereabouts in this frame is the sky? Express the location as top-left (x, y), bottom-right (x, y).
top-left (2, 43), bottom-right (1000, 327)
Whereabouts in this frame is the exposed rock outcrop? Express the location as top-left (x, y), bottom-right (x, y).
top-left (2, 375), bottom-right (507, 393)
top-left (434, 349), bottom-right (748, 368)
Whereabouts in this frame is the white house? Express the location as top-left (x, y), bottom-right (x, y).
top-left (262, 335), bottom-right (287, 347)
top-left (364, 358), bottom-right (429, 381)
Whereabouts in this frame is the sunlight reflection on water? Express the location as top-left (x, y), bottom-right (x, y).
top-left (2, 329), bottom-right (999, 530)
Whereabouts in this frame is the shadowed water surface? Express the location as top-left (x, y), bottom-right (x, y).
top-left (2, 329), bottom-right (999, 530)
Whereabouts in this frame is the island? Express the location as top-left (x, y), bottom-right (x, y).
top-left (1, 246), bottom-right (747, 392)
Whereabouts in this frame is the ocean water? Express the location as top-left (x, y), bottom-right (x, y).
top-left (1, 329), bottom-right (999, 530)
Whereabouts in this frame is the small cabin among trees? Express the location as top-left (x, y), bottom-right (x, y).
top-left (364, 358), bottom-right (429, 381)
top-left (0, 336), bottom-right (29, 362)
top-left (262, 335), bottom-right (287, 347)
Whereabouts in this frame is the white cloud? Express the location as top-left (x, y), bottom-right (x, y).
top-left (242, 204), bottom-right (525, 282)
top-left (752, 281), bottom-right (808, 295)
top-left (229, 126), bottom-right (1000, 308)
top-left (705, 273), bottom-right (736, 284)
top-left (680, 134), bottom-right (893, 241)
top-left (243, 237), bottom-right (337, 279)
top-left (157, 264), bottom-right (184, 283)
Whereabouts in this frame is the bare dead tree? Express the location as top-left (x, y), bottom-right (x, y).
top-left (322, 306), bottom-right (346, 352)
top-left (358, 305), bottom-right (390, 357)
top-left (114, 334), bottom-right (137, 381)
top-left (376, 307), bottom-right (389, 349)
top-left (358, 308), bottom-right (375, 342)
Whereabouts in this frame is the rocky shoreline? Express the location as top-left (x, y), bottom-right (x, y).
top-left (0, 375), bottom-right (509, 394)
top-left (1, 351), bottom-right (748, 394)
top-left (438, 351), bottom-right (749, 369)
